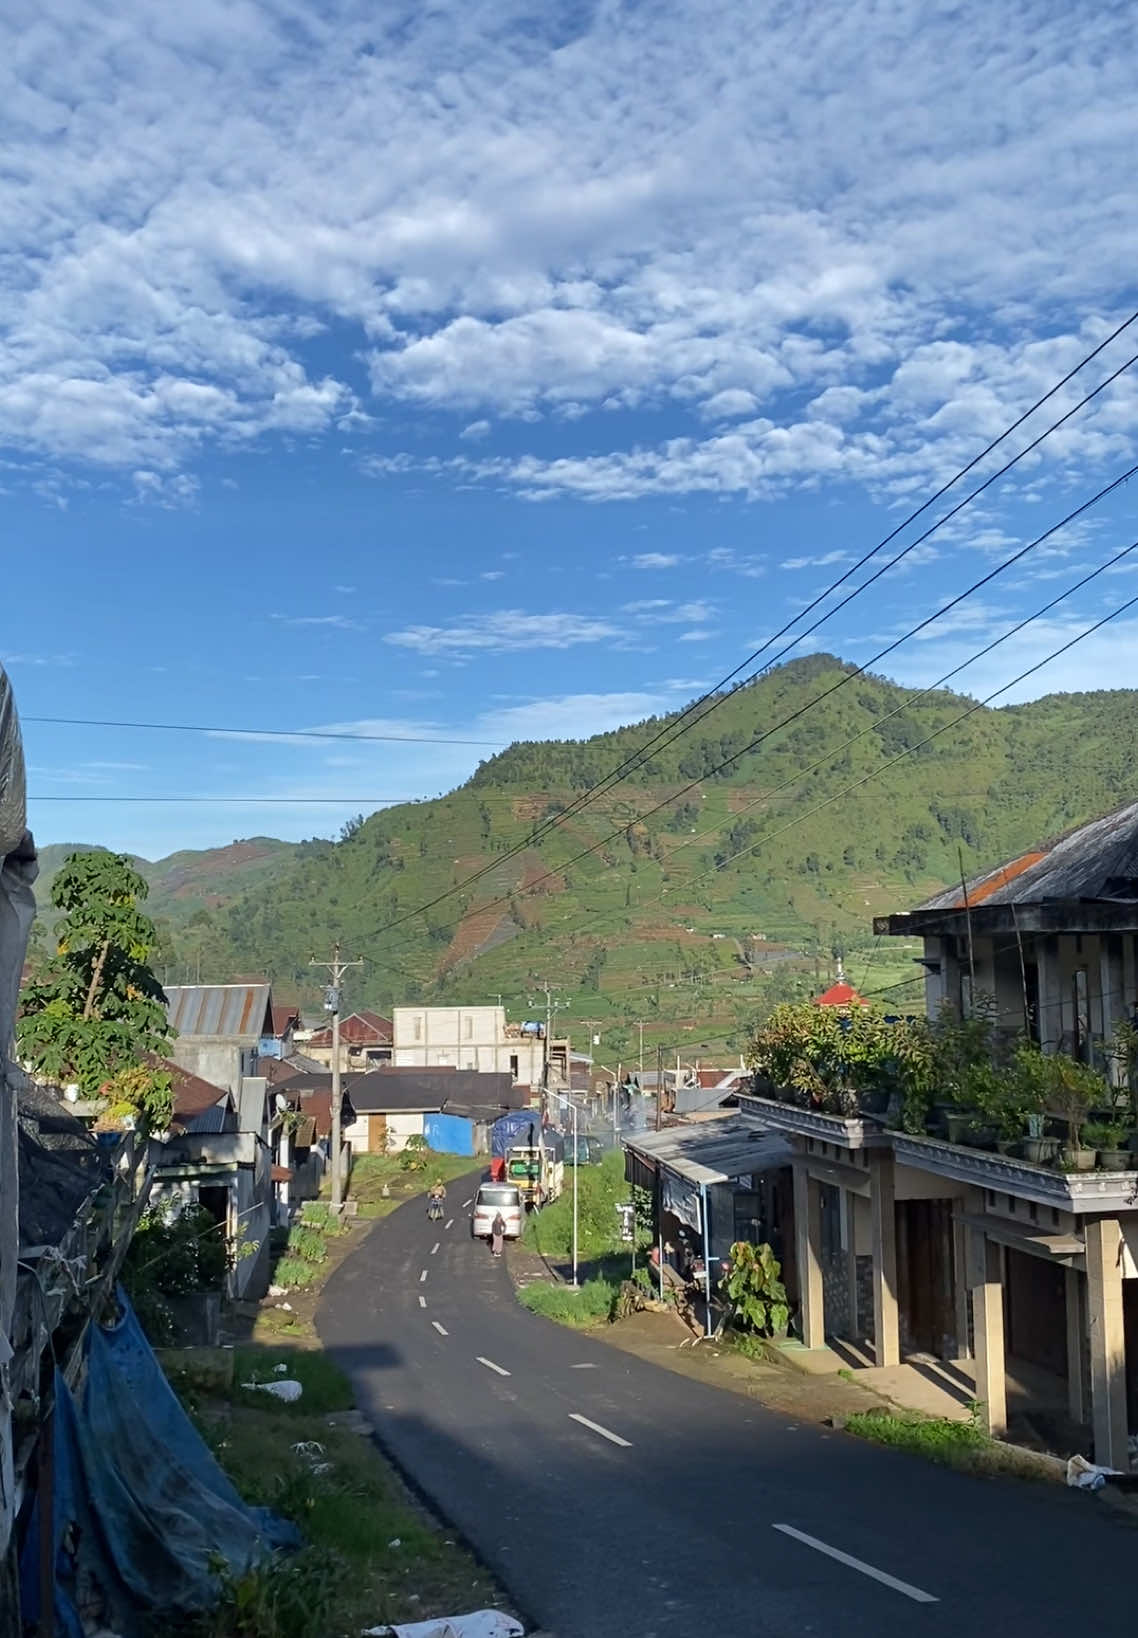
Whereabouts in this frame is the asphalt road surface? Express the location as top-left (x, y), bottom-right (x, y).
top-left (319, 1173), bottom-right (1132, 1638)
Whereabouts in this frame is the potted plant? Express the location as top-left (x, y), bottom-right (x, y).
top-left (1108, 1017), bottom-right (1138, 1152)
top-left (1083, 1119), bottom-right (1132, 1173)
top-left (1049, 1053), bottom-right (1103, 1171)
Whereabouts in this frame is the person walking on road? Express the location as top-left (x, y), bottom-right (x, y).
top-left (490, 1210), bottom-right (506, 1259)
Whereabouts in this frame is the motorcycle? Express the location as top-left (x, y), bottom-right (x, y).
top-left (427, 1196), bottom-right (445, 1221)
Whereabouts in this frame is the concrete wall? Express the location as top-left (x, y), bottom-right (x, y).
top-left (392, 1005), bottom-right (545, 1083)
top-left (169, 1040), bottom-right (244, 1097)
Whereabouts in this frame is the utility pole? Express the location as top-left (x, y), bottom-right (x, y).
top-left (637, 1020), bottom-right (645, 1074)
top-left (655, 1043), bottom-right (664, 1131)
top-left (310, 943), bottom-right (363, 1213)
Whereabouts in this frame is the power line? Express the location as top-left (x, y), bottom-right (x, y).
top-left (342, 318), bottom-right (1138, 947)
top-left (665, 533), bottom-right (1138, 865)
top-left (22, 715), bottom-right (505, 748)
top-left (364, 457), bottom-right (1138, 957)
top-left (681, 580), bottom-right (1138, 892)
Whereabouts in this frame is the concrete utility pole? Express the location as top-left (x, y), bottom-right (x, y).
top-left (637, 1020), bottom-right (645, 1073)
top-left (310, 943), bottom-right (363, 1212)
top-left (656, 1043), bottom-right (664, 1131)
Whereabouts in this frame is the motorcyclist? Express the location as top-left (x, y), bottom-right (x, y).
top-left (427, 1178), bottom-right (446, 1220)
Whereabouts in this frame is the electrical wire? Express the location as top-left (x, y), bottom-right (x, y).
top-left (23, 716), bottom-right (506, 748)
top-left (333, 319), bottom-right (1138, 942)
top-left (363, 457), bottom-right (1138, 956)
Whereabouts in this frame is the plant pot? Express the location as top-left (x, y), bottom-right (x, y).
top-left (1098, 1149), bottom-right (1132, 1172)
top-left (995, 1139), bottom-right (1023, 1158)
top-left (1061, 1146), bottom-right (1097, 1172)
top-left (858, 1089), bottom-right (889, 1116)
top-left (968, 1125), bottom-right (997, 1151)
top-left (944, 1113), bottom-right (972, 1144)
top-left (1023, 1136), bottom-right (1059, 1165)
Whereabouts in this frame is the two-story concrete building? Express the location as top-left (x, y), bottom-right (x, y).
top-left (392, 1004), bottom-right (548, 1087)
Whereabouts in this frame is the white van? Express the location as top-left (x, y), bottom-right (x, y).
top-left (471, 1182), bottom-right (523, 1242)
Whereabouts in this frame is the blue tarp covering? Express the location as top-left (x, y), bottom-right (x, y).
top-left (20, 1292), bottom-right (297, 1636)
top-left (490, 1111), bottom-right (564, 1161)
top-left (423, 1111), bottom-right (476, 1156)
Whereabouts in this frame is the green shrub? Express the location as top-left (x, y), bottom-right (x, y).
top-left (845, 1406), bottom-right (988, 1467)
top-left (273, 1257), bottom-right (318, 1289)
top-left (285, 1225), bottom-right (327, 1265)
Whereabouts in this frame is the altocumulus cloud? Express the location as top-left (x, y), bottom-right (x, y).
top-left (384, 610), bottom-right (623, 657)
top-left (2, 0), bottom-right (1137, 505)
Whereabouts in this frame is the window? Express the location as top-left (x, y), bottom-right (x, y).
top-left (1073, 968), bottom-right (1089, 1061)
top-left (510, 1054), bottom-right (519, 1079)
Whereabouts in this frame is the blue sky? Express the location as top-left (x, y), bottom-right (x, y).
top-left (5, 0), bottom-right (1138, 858)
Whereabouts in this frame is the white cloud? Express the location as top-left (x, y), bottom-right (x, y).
top-left (630, 552), bottom-right (684, 569)
top-left (269, 612), bottom-right (363, 630)
top-left (475, 690), bottom-right (676, 743)
top-left (1, 0), bottom-right (1137, 509)
top-left (780, 548), bottom-right (854, 570)
top-left (460, 419), bottom-right (491, 441)
top-left (384, 609), bottom-right (623, 657)
top-left (480, 569), bottom-right (506, 580)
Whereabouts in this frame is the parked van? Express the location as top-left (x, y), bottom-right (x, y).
top-left (471, 1182), bottom-right (523, 1242)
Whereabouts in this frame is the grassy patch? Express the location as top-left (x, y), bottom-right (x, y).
top-left (839, 1405), bottom-right (1059, 1482)
top-left (346, 1151), bottom-right (477, 1208)
top-left (171, 1349), bottom-right (502, 1637)
top-left (524, 1149), bottom-right (629, 1261)
top-left (272, 1256), bottom-right (319, 1289)
top-left (284, 1225), bottom-right (327, 1265)
top-left (517, 1277), bottom-right (617, 1327)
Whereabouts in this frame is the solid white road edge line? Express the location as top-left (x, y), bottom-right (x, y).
top-left (569, 1413), bottom-right (632, 1448)
top-left (476, 1356), bottom-right (511, 1377)
top-left (432, 1321), bottom-right (448, 1336)
top-left (419, 1269), bottom-right (429, 1283)
top-left (771, 1525), bottom-right (938, 1604)
top-left (418, 1295), bottom-right (427, 1308)
top-left (431, 1242), bottom-right (440, 1255)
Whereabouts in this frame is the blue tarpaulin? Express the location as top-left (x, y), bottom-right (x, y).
top-left (20, 1292), bottom-right (297, 1635)
top-left (423, 1111), bottom-right (476, 1155)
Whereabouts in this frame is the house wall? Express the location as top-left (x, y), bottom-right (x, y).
top-left (170, 1040), bottom-right (246, 1097)
top-left (392, 1005), bottom-right (545, 1083)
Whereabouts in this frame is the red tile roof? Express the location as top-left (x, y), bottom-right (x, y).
top-left (306, 1010), bottom-right (392, 1048)
top-left (271, 1004), bottom-right (301, 1037)
top-left (814, 980), bottom-right (868, 1009)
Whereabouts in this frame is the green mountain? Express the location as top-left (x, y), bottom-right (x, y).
top-left (37, 656), bottom-right (1138, 1058)
top-left (33, 837), bottom-right (300, 934)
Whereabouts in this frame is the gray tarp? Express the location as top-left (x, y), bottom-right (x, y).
top-left (0, 663), bottom-right (36, 1579)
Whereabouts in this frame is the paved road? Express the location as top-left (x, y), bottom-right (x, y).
top-left (319, 1173), bottom-right (1132, 1638)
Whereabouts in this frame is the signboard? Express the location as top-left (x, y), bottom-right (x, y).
top-left (616, 1202), bottom-right (636, 1243)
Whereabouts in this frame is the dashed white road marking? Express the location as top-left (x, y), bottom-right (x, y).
top-left (569, 1413), bottom-right (631, 1448)
top-left (476, 1356), bottom-right (511, 1377)
top-left (431, 1242), bottom-right (440, 1256)
top-left (418, 1295), bottom-right (427, 1308)
top-left (461, 1198), bottom-right (473, 1208)
top-left (419, 1269), bottom-right (429, 1283)
top-left (771, 1525), bottom-right (937, 1604)
top-left (432, 1321), bottom-right (449, 1336)
top-left (571, 1363), bottom-right (598, 1370)
top-left (445, 1218), bottom-right (454, 1230)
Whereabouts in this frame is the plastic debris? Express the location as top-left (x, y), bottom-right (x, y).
top-left (1068, 1453), bottom-right (1121, 1490)
top-left (280, 1302), bottom-right (293, 1311)
top-left (268, 1284), bottom-right (288, 1297)
top-left (291, 1441), bottom-right (325, 1459)
top-left (361, 1613), bottom-right (524, 1638)
top-left (388, 1538), bottom-right (402, 1548)
top-left (241, 1379), bottom-right (302, 1402)
top-left (274, 1362), bottom-right (288, 1374)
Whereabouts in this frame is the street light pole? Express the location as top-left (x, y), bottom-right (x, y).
top-left (310, 943), bottom-right (363, 1213)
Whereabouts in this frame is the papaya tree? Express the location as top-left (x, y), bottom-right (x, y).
top-left (17, 850), bottom-right (173, 1130)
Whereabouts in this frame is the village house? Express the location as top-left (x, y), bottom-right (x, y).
top-left (738, 799), bottom-right (1138, 1471)
top-left (342, 1067), bottom-right (525, 1156)
top-left (392, 1004), bottom-right (549, 1086)
top-left (305, 1008), bottom-right (393, 1072)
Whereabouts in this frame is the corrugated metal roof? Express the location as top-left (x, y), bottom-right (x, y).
top-left (164, 983), bottom-right (273, 1043)
top-left (623, 1116), bottom-right (791, 1188)
top-left (913, 797), bottom-right (1138, 913)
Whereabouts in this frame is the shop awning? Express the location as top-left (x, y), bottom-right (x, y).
top-left (623, 1117), bottom-right (791, 1190)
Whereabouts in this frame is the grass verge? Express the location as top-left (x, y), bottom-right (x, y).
top-left (844, 1405), bottom-right (1059, 1482)
top-left (170, 1344), bottom-right (503, 1638)
top-left (348, 1152), bottom-right (478, 1220)
top-left (517, 1277), bottom-right (617, 1327)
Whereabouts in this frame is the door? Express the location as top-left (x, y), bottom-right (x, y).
top-left (898, 1199), bottom-right (957, 1357)
top-left (1005, 1248), bottom-right (1067, 1378)
top-left (369, 1113), bottom-right (388, 1154)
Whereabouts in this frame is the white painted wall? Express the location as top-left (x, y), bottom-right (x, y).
top-left (392, 1005), bottom-right (544, 1083)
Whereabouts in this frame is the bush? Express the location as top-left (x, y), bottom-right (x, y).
top-left (273, 1257), bottom-right (318, 1290)
top-left (399, 1134), bottom-right (429, 1172)
top-left (285, 1226), bottom-right (327, 1265)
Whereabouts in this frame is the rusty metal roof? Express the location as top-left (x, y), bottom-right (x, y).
top-left (913, 797), bottom-right (1138, 914)
top-left (164, 982), bottom-right (273, 1043)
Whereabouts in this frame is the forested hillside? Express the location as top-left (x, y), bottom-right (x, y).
top-left (37, 656), bottom-right (1138, 1059)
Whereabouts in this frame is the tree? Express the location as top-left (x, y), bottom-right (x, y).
top-left (18, 851), bottom-right (173, 1129)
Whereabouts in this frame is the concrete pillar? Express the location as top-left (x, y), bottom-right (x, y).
top-left (1037, 935), bottom-right (1062, 1053)
top-left (951, 1205), bottom-right (971, 1359)
top-left (1065, 1266), bottom-right (1087, 1426)
top-left (793, 1162), bottom-right (825, 1349)
top-left (841, 1187), bottom-right (859, 1339)
top-left (870, 1151), bottom-right (900, 1367)
top-left (1085, 1218), bottom-right (1128, 1470)
top-left (968, 1228), bottom-right (1007, 1437)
